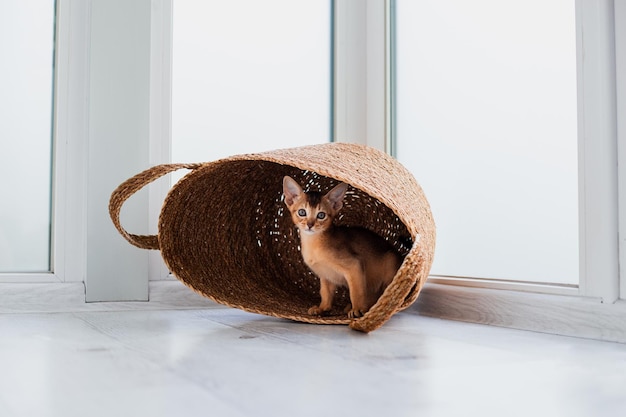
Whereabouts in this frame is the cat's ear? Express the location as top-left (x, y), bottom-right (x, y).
top-left (283, 176), bottom-right (304, 207)
top-left (325, 182), bottom-right (348, 211)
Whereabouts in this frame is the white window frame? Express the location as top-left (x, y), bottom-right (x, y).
top-left (418, 0), bottom-right (622, 303)
top-left (0, 0), bottom-right (89, 284)
top-left (0, 0), bottom-right (160, 301)
top-left (340, 0), bottom-right (625, 342)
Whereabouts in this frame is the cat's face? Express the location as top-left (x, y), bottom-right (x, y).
top-left (283, 176), bottom-right (348, 235)
top-left (286, 192), bottom-right (334, 235)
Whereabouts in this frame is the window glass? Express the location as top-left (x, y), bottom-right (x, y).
top-left (172, 0), bottom-right (331, 163)
top-left (395, 0), bottom-right (579, 284)
top-left (0, 1), bottom-right (55, 272)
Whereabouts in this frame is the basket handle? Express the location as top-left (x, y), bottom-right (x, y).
top-left (109, 163), bottom-right (203, 250)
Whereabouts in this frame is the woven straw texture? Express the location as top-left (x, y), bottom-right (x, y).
top-left (109, 143), bottom-right (435, 332)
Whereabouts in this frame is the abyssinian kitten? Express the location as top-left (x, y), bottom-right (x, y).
top-left (283, 176), bottom-right (403, 318)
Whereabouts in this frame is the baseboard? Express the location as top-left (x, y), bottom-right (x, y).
top-left (410, 283), bottom-right (626, 344)
top-left (0, 281), bottom-right (219, 314)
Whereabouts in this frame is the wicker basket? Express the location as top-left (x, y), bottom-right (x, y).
top-left (109, 143), bottom-right (435, 332)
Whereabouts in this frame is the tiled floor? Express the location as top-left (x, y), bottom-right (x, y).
top-left (1, 282), bottom-right (625, 417)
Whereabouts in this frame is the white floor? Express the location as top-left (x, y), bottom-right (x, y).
top-left (1, 282), bottom-right (626, 417)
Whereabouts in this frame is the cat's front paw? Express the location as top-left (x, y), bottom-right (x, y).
top-left (344, 303), bottom-right (365, 319)
top-left (347, 308), bottom-right (365, 319)
top-left (308, 306), bottom-right (328, 316)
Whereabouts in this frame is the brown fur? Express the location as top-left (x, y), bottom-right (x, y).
top-left (283, 176), bottom-right (402, 318)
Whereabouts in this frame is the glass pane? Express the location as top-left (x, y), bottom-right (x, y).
top-left (0, 1), bottom-right (55, 272)
top-left (395, 0), bottom-right (579, 284)
top-left (172, 0), bottom-right (331, 164)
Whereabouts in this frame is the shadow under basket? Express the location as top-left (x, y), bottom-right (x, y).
top-left (109, 143), bottom-right (436, 333)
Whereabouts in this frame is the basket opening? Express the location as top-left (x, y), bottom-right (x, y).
top-left (159, 160), bottom-right (412, 319)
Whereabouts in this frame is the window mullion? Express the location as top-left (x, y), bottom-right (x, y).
top-left (334, 0), bottom-right (391, 152)
top-left (615, 0), bottom-right (626, 301)
top-left (149, 0), bottom-right (173, 281)
top-left (53, 0), bottom-right (92, 283)
top-left (576, 0), bottom-right (620, 302)
top-left (84, 0), bottom-right (152, 301)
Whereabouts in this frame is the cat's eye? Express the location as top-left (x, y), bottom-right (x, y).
top-left (297, 209), bottom-right (307, 217)
top-left (317, 212), bottom-right (326, 220)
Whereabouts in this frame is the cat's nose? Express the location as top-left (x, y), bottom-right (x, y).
top-left (307, 220), bottom-right (315, 229)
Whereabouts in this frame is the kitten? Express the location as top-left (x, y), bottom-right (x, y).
top-left (283, 176), bottom-right (403, 318)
